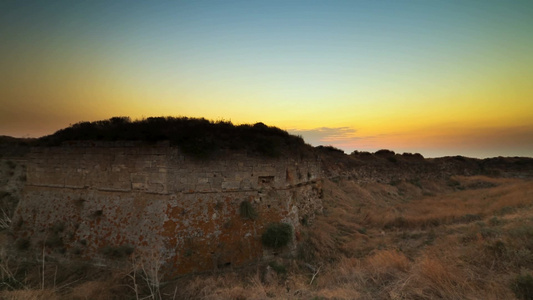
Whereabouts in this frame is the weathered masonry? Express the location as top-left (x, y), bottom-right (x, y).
top-left (11, 142), bottom-right (323, 275)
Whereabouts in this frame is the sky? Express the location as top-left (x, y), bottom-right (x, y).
top-left (1, 0), bottom-right (532, 158)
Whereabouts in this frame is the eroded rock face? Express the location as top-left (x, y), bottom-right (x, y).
top-left (11, 142), bottom-right (323, 275)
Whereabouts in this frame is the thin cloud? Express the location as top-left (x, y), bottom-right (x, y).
top-left (289, 127), bottom-right (360, 146)
top-left (291, 124), bottom-right (533, 158)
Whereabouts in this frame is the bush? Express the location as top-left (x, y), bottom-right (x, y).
top-left (485, 240), bottom-right (506, 258)
top-left (261, 223), bottom-right (292, 249)
top-left (36, 117), bottom-right (307, 159)
top-left (375, 149), bottom-right (395, 156)
top-left (316, 145), bottom-right (344, 154)
top-left (512, 273), bottom-right (533, 300)
top-left (268, 261), bottom-right (287, 274)
top-left (489, 216), bottom-right (503, 226)
top-left (239, 201), bottom-right (257, 220)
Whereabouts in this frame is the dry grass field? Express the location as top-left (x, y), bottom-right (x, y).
top-left (1, 157), bottom-right (532, 299)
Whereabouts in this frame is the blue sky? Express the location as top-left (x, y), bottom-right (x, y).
top-left (1, 0), bottom-right (532, 157)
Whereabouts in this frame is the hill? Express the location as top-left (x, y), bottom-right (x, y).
top-left (35, 117), bottom-right (309, 158)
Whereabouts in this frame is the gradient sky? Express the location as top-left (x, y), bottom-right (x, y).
top-left (1, 0), bottom-right (532, 158)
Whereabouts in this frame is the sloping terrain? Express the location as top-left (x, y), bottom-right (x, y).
top-left (161, 175), bottom-right (532, 300)
top-left (2, 156), bottom-right (531, 299)
top-left (1, 120), bottom-right (532, 299)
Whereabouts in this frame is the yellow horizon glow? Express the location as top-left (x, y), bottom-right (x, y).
top-left (1, 1), bottom-right (532, 158)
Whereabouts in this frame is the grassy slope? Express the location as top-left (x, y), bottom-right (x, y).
top-left (164, 176), bottom-right (532, 300)
top-left (3, 172), bottom-right (531, 299)
top-left (306, 176), bottom-right (533, 300)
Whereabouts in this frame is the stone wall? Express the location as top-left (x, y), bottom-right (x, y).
top-left (11, 142), bottom-right (323, 275)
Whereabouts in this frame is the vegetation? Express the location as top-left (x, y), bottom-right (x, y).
top-left (268, 261), bottom-right (287, 275)
top-left (0, 174), bottom-right (532, 299)
top-left (375, 149), bottom-right (395, 156)
top-left (2, 123), bottom-right (533, 299)
top-left (239, 201), bottom-right (257, 220)
top-left (36, 117), bottom-right (308, 158)
top-left (261, 222), bottom-right (293, 249)
top-left (316, 145), bottom-right (345, 154)
top-left (513, 273), bottom-right (533, 300)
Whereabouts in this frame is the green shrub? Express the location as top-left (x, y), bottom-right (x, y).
top-left (480, 227), bottom-right (501, 239)
top-left (261, 223), bottom-right (292, 249)
top-left (268, 261), bottom-right (287, 274)
top-left (489, 216), bottom-right (503, 226)
top-left (509, 225), bottom-right (533, 238)
top-left (409, 178), bottom-right (422, 188)
top-left (239, 201), bottom-right (257, 220)
top-left (485, 240), bottom-right (507, 258)
top-left (512, 273), bottom-right (533, 300)
top-left (389, 179), bottom-right (401, 186)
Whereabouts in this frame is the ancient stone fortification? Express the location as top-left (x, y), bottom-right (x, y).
top-left (12, 142), bottom-right (322, 275)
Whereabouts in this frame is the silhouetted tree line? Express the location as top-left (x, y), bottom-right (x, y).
top-left (36, 117), bottom-right (307, 158)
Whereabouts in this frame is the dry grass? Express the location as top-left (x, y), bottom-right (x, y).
top-left (364, 249), bottom-right (410, 275)
top-left (67, 281), bottom-right (116, 300)
top-left (0, 290), bottom-right (58, 300)
top-left (2, 175), bottom-right (532, 299)
top-left (403, 255), bottom-right (471, 299)
top-left (366, 177), bottom-right (533, 230)
top-left (305, 176), bottom-right (533, 299)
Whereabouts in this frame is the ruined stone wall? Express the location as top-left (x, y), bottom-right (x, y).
top-left (12, 142), bottom-right (322, 275)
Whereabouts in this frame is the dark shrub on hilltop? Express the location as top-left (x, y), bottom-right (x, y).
top-left (36, 117), bottom-right (307, 158)
top-left (402, 152), bottom-right (425, 160)
top-left (375, 149), bottom-right (396, 156)
top-left (316, 145), bottom-right (345, 154)
top-left (350, 150), bottom-right (373, 157)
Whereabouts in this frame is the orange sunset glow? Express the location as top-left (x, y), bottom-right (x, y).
top-left (1, 1), bottom-right (532, 158)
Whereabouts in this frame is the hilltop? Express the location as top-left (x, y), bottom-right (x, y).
top-left (34, 117), bottom-right (309, 158)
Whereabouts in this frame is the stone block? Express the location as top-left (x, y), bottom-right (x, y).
top-left (17, 143), bottom-right (322, 277)
top-left (221, 180), bottom-right (240, 190)
top-left (132, 182), bottom-right (147, 190)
